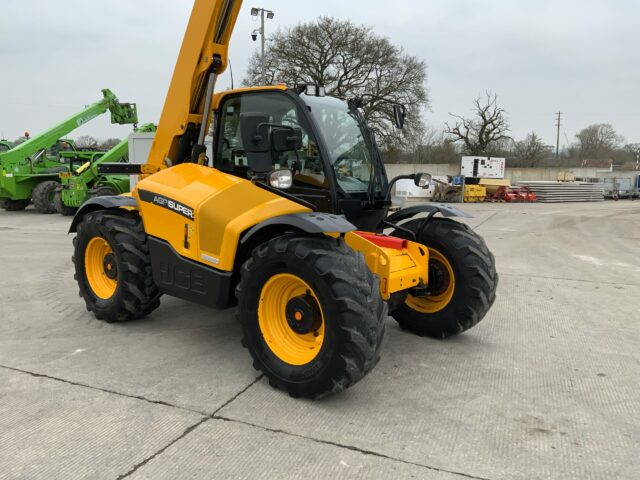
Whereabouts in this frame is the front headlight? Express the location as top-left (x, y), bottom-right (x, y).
top-left (269, 169), bottom-right (293, 189)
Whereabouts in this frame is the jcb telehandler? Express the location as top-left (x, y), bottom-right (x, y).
top-left (70, 0), bottom-right (497, 398)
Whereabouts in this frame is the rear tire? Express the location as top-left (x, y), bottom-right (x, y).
top-left (1, 198), bottom-right (30, 211)
top-left (54, 191), bottom-right (77, 216)
top-left (236, 235), bottom-right (387, 399)
top-left (33, 180), bottom-right (59, 214)
top-left (391, 218), bottom-right (498, 338)
top-left (73, 210), bottom-right (161, 323)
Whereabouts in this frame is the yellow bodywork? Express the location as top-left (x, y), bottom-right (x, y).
top-left (133, 163), bottom-right (310, 272)
top-left (344, 233), bottom-right (428, 300)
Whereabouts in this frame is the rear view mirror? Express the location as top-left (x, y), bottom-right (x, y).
top-left (239, 112), bottom-right (272, 173)
top-left (393, 104), bottom-right (406, 130)
top-left (272, 127), bottom-right (303, 152)
top-left (414, 173), bottom-right (432, 188)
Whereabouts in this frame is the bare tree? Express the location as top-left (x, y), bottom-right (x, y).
top-left (75, 135), bottom-right (98, 150)
top-left (445, 92), bottom-right (510, 155)
top-left (623, 143), bottom-right (640, 159)
top-left (98, 138), bottom-right (121, 151)
top-left (513, 132), bottom-right (551, 167)
top-left (575, 124), bottom-right (623, 159)
top-left (11, 136), bottom-right (28, 147)
top-left (243, 17), bottom-right (429, 149)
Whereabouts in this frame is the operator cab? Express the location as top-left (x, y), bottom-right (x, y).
top-left (212, 86), bottom-right (391, 231)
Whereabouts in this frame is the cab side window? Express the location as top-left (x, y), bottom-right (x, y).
top-left (215, 92), bottom-right (326, 189)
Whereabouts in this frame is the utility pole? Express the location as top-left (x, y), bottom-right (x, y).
top-left (260, 11), bottom-right (265, 83)
top-left (251, 8), bottom-right (274, 85)
top-left (555, 112), bottom-right (562, 160)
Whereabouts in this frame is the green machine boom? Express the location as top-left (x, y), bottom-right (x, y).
top-left (55, 123), bottom-right (156, 216)
top-left (0, 89), bottom-right (137, 213)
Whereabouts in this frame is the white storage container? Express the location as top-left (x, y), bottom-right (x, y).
top-left (128, 132), bottom-right (155, 189)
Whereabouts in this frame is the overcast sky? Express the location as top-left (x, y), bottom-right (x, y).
top-left (1, 0), bottom-right (638, 149)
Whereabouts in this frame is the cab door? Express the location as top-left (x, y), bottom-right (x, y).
top-left (214, 91), bottom-right (333, 212)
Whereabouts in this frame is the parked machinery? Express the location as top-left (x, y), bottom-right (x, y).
top-left (0, 89), bottom-right (137, 213)
top-left (55, 123), bottom-right (156, 216)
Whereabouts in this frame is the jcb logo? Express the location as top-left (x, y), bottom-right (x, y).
top-left (159, 263), bottom-right (206, 295)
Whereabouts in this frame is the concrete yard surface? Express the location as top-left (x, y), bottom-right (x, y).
top-left (0, 201), bottom-right (638, 480)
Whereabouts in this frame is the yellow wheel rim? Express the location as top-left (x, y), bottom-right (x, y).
top-left (406, 248), bottom-right (455, 314)
top-left (258, 274), bottom-right (325, 366)
top-left (84, 237), bottom-right (117, 300)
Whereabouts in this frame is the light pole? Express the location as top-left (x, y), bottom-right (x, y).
top-left (251, 7), bottom-right (274, 85)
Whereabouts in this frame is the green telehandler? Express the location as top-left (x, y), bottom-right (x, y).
top-left (0, 89), bottom-right (138, 213)
top-left (55, 123), bottom-right (157, 216)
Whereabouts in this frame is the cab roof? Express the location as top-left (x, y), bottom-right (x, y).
top-left (212, 85), bottom-right (289, 110)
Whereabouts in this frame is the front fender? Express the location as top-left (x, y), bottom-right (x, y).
top-left (69, 195), bottom-right (137, 233)
top-left (387, 203), bottom-right (473, 224)
top-left (240, 212), bottom-right (355, 244)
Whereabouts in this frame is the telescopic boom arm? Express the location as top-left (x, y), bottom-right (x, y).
top-left (146, 0), bottom-right (243, 169)
top-left (0, 89), bottom-right (137, 167)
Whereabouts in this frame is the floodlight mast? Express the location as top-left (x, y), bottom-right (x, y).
top-left (250, 7), bottom-right (274, 85)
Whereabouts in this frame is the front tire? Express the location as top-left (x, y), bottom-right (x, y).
top-left (236, 235), bottom-right (387, 399)
top-left (392, 218), bottom-right (498, 338)
top-left (32, 180), bottom-right (59, 213)
top-left (54, 190), bottom-right (77, 216)
top-left (73, 210), bottom-right (161, 323)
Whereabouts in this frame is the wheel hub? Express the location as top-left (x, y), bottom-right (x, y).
top-left (84, 236), bottom-right (118, 300)
top-left (285, 294), bottom-right (322, 334)
top-left (258, 273), bottom-right (326, 366)
top-left (428, 259), bottom-right (451, 296)
top-left (103, 253), bottom-right (117, 280)
top-left (404, 248), bottom-right (456, 314)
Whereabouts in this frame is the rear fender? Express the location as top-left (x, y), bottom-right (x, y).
top-left (387, 203), bottom-right (473, 224)
top-left (69, 195), bottom-right (137, 232)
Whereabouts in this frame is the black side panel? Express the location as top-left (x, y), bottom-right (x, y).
top-left (98, 163), bottom-right (144, 174)
top-left (69, 195), bottom-right (138, 232)
top-left (148, 237), bottom-right (232, 309)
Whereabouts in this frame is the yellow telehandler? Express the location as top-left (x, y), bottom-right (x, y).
top-left (70, 0), bottom-right (497, 398)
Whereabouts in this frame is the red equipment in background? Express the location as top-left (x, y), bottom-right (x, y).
top-left (485, 186), bottom-right (538, 203)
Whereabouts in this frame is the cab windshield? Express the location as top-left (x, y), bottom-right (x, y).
top-left (303, 95), bottom-right (378, 194)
